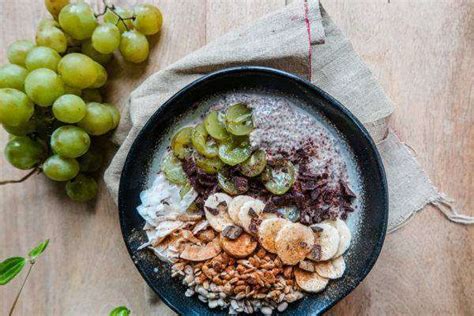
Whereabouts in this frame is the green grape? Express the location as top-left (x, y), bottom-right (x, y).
top-left (77, 102), bottom-right (113, 135)
top-left (92, 23), bottom-right (121, 54)
top-left (81, 88), bottom-right (102, 102)
top-left (4, 136), bottom-right (44, 170)
top-left (0, 88), bottom-right (34, 126)
top-left (65, 174), bottom-right (98, 202)
top-left (81, 40), bottom-right (112, 65)
top-left (0, 64), bottom-right (28, 90)
top-left (50, 125), bottom-right (90, 158)
top-left (2, 119), bottom-right (36, 136)
top-left (64, 84), bottom-right (82, 96)
top-left (103, 7), bottom-right (133, 34)
top-left (120, 30), bottom-right (150, 64)
top-left (240, 149), bottom-right (267, 177)
top-left (90, 62), bottom-right (107, 89)
top-left (38, 19), bottom-right (60, 30)
top-left (42, 154), bottom-right (79, 181)
top-left (103, 103), bottom-right (120, 129)
top-left (217, 169), bottom-right (247, 196)
top-left (58, 53), bottom-right (98, 89)
top-left (218, 137), bottom-right (252, 166)
top-left (77, 148), bottom-right (103, 173)
top-left (171, 126), bottom-right (193, 159)
top-left (204, 111), bottom-right (230, 141)
top-left (133, 4), bottom-right (163, 35)
top-left (191, 123), bottom-right (218, 158)
top-left (261, 161), bottom-right (296, 195)
top-left (45, 0), bottom-right (70, 18)
top-left (7, 40), bottom-right (35, 66)
top-left (24, 68), bottom-right (65, 107)
top-left (36, 26), bottom-right (67, 54)
top-left (52, 94), bottom-right (86, 123)
top-left (161, 152), bottom-right (188, 185)
top-left (58, 2), bottom-right (98, 40)
top-left (25, 46), bottom-right (61, 71)
top-left (194, 152), bottom-right (224, 174)
top-left (225, 103), bottom-right (254, 136)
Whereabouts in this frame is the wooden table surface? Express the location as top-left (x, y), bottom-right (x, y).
top-left (1, 1), bottom-right (472, 315)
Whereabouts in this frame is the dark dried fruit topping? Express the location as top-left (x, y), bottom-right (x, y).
top-left (248, 217), bottom-right (262, 234)
top-left (222, 225), bottom-right (243, 240)
top-left (234, 176), bottom-right (249, 193)
top-left (217, 201), bottom-right (228, 213)
top-left (311, 245), bottom-right (322, 261)
top-left (310, 225), bottom-right (323, 233)
top-left (248, 207), bottom-right (258, 218)
top-left (299, 241), bottom-right (308, 248)
top-left (205, 206), bottom-right (219, 216)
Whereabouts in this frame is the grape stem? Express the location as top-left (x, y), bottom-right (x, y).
top-left (95, 0), bottom-right (135, 32)
top-left (0, 168), bottom-right (41, 186)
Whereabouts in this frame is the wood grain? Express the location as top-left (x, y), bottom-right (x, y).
top-left (0, 0), bottom-right (472, 315)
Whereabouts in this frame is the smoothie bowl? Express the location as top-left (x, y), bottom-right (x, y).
top-left (118, 67), bottom-right (388, 315)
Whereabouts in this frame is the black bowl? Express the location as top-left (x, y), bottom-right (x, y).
top-left (118, 66), bottom-right (388, 315)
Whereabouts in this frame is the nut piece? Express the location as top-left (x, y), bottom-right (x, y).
top-left (219, 232), bottom-right (257, 258)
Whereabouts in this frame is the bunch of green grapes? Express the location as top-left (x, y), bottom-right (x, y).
top-left (162, 104), bottom-right (296, 196)
top-left (0, 0), bottom-right (163, 201)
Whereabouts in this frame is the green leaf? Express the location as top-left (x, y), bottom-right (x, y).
top-left (0, 257), bottom-right (26, 285)
top-left (28, 239), bottom-right (49, 262)
top-left (109, 306), bottom-right (131, 316)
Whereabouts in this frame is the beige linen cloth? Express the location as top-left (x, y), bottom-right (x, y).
top-left (104, 0), bottom-right (472, 310)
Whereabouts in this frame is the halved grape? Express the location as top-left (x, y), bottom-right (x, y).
top-left (217, 169), bottom-right (247, 196)
top-left (132, 4), bottom-right (163, 35)
top-left (52, 94), bottom-right (87, 123)
top-left (218, 137), bottom-right (252, 166)
top-left (35, 26), bottom-right (67, 54)
top-left (225, 103), bottom-right (254, 136)
top-left (45, 0), bottom-right (70, 18)
top-left (81, 89), bottom-right (102, 102)
top-left (240, 149), bottom-right (267, 177)
top-left (81, 40), bottom-right (112, 65)
top-left (103, 103), bottom-right (120, 129)
top-left (4, 136), bottom-right (44, 170)
top-left (25, 46), bottom-right (61, 71)
top-left (42, 154), bottom-right (79, 181)
top-left (194, 152), bottom-right (224, 174)
top-left (51, 125), bottom-right (90, 158)
top-left (90, 62), bottom-right (107, 89)
top-left (92, 23), bottom-right (121, 54)
top-left (66, 174), bottom-right (98, 202)
top-left (77, 102), bottom-right (114, 135)
top-left (58, 53), bottom-right (98, 89)
top-left (204, 111), bottom-right (230, 141)
top-left (261, 161), bottom-right (296, 195)
top-left (161, 151), bottom-right (188, 185)
top-left (78, 147), bottom-right (103, 173)
top-left (24, 68), bottom-right (65, 107)
top-left (171, 126), bottom-right (193, 159)
top-left (0, 64), bottom-right (28, 90)
top-left (191, 123), bottom-right (218, 158)
top-left (104, 7), bottom-right (133, 34)
top-left (58, 3), bottom-right (98, 40)
top-left (7, 40), bottom-right (35, 66)
top-left (0, 88), bottom-right (34, 126)
top-left (120, 30), bottom-right (150, 64)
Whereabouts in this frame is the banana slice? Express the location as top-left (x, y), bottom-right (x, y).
top-left (204, 193), bottom-right (234, 232)
top-left (324, 219), bottom-right (352, 257)
top-left (238, 199), bottom-right (266, 234)
top-left (294, 268), bottom-right (329, 293)
top-left (180, 238), bottom-right (221, 261)
top-left (314, 256), bottom-right (346, 279)
top-left (275, 223), bottom-right (314, 265)
top-left (307, 223), bottom-right (340, 261)
top-left (219, 232), bottom-right (257, 258)
top-left (258, 217), bottom-right (289, 253)
top-left (228, 195), bottom-right (255, 226)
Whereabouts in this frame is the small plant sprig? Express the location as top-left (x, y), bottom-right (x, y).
top-left (0, 239), bottom-right (49, 316)
top-left (109, 306), bottom-right (131, 316)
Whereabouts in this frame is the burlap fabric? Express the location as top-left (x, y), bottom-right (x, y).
top-left (104, 0), bottom-right (473, 311)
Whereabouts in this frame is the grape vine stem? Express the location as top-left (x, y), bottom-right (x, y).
top-left (95, 0), bottom-right (135, 32)
top-left (0, 168), bottom-right (40, 186)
